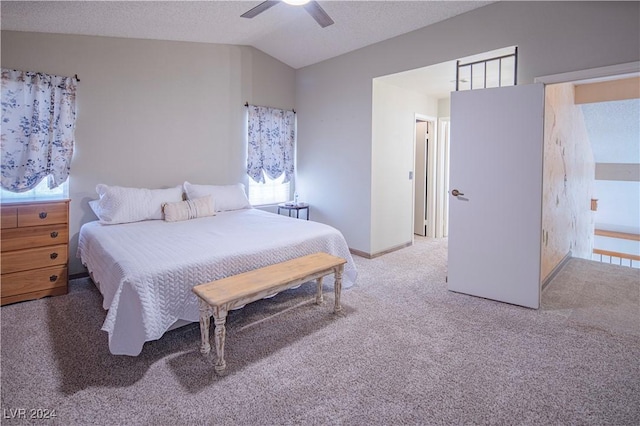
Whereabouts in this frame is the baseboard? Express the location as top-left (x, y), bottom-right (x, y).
top-left (542, 251), bottom-right (572, 290)
top-left (69, 271), bottom-right (90, 280)
top-left (349, 248), bottom-right (371, 259)
top-left (349, 241), bottom-right (413, 259)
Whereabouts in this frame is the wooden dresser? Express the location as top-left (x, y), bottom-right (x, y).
top-left (1, 199), bottom-right (70, 305)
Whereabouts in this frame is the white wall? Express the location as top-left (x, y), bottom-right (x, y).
top-left (593, 180), bottom-right (640, 259)
top-left (296, 1), bottom-right (640, 256)
top-left (594, 180), bottom-right (640, 234)
top-left (371, 80), bottom-right (438, 254)
top-left (437, 98), bottom-right (451, 118)
top-left (1, 31), bottom-right (296, 274)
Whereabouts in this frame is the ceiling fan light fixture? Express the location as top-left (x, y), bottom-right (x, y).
top-left (242, 0), bottom-right (334, 28)
top-left (282, 0), bottom-right (310, 5)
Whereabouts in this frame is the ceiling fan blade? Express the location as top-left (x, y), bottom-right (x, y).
top-left (241, 1), bottom-right (280, 19)
top-left (304, 1), bottom-right (334, 28)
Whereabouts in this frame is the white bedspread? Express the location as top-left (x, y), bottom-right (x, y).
top-left (77, 208), bottom-right (357, 356)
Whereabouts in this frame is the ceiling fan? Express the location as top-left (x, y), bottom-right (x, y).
top-left (241, 0), bottom-right (335, 28)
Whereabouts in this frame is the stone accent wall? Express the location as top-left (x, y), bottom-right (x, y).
top-left (541, 83), bottom-right (595, 281)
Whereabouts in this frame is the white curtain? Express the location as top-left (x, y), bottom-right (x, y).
top-left (247, 105), bottom-right (295, 183)
top-left (1, 69), bottom-right (78, 192)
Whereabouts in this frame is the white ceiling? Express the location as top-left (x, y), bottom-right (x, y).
top-left (1, 0), bottom-right (492, 69)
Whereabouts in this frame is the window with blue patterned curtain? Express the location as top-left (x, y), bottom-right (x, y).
top-left (246, 104), bottom-right (295, 205)
top-left (1, 69), bottom-right (78, 199)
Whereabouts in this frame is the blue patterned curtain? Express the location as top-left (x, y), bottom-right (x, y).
top-left (1, 69), bottom-right (78, 192)
top-left (247, 105), bottom-right (295, 183)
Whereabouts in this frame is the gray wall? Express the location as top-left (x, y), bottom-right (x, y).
top-left (1, 31), bottom-right (296, 274)
top-left (296, 1), bottom-right (640, 255)
top-left (2, 2), bottom-right (639, 270)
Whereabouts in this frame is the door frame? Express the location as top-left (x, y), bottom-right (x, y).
top-left (535, 61), bottom-right (640, 286)
top-left (436, 117), bottom-right (451, 238)
top-left (413, 114), bottom-right (438, 238)
top-left (534, 61), bottom-right (639, 85)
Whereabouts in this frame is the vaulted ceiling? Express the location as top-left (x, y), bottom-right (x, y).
top-left (1, 1), bottom-right (492, 69)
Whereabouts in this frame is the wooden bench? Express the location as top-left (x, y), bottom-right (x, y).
top-left (192, 252), bottom-right (347, 373)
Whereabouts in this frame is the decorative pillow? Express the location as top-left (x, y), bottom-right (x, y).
top-left (94, 184), bottom-right (183, 224)
top-left (183, 182), bottom-right (252, 212)
top-left (163, 196), bottom-right (215, 222)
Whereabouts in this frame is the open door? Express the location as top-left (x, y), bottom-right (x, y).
top-left (448, 84), bottom-right (544, 309)
top-left (414, 120), bottom-right (428, 236)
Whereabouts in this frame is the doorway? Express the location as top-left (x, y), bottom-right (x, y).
top-left (413, 116), bottom-right (450, 238)
top-left (537, 64), bottom-right (640, 284)
top-left (373, 52), bottom-right (637, 307)
top-left (413, 116), bottom-right (436, 237)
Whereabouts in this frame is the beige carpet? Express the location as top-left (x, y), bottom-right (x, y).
top-left (1, 237), bottom-right (638, 425)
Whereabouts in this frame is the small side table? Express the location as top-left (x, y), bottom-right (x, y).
top-left (277, 202), bottom-right (310, 220)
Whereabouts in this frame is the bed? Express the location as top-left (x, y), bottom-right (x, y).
top-left (77, 185), bottom-right (357, 356)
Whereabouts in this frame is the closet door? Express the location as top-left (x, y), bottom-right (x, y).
top-left (448, 84), bottom-right (544, 309)
top-left (414, 121), bottom-right (427, 236)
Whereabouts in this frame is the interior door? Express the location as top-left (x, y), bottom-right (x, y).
top-left (414, 121), bottom-right (427, 236)
top-left (448, 84), bottom-right (544, 309)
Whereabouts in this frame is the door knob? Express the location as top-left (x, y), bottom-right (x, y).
top-left (451, 189), bottom-right (464, 196)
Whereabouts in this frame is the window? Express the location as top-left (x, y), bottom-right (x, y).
top-left (248, 172), bottom-right (290, 206)
top-left (456, 46), bottom-right (517, 92)
top-left (246, 103), bottom-right (295, 206)
top-left (1, 69), bottom-right (77, 195)
top-left (0, 176), bottom-right (68, 201)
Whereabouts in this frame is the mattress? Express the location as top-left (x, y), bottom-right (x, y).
top-left (77, 208), bottom-right (357, 356)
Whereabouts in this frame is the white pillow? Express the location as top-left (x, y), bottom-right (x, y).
top-left (94, 184), bottom-right (184, 224)
top-left (183, 182), bottom-right (252, 212)
top-left (163, 195), bottom-right (215, 222)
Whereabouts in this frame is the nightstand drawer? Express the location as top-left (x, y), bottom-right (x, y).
top-left (1, 244), bottom-right (68, 274)
top-left (1, 206), bottom-right (18, 229)
top-left (17, 202), bottom-right (68, 227)
top-left (1, 224), bottom-right (69, 252)
top-left (1, 265), bottom-right (67, 298)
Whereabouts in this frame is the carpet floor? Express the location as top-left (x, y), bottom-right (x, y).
top-left (1, 237), bottom-right (638, 425)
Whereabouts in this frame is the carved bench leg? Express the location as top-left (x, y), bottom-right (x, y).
top-left (198, 299), bottom-right (211, 354)
top-left (334, 265), bottom-right (344, 313)
top-left (213, 309), bottom-right (228, 374)
top-left (316, 276), bottom-right (324, 305)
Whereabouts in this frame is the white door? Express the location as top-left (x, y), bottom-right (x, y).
top-left (414, 121), bottom-right (427, 236)
top-left (448, 84), bottom-right (544, 309)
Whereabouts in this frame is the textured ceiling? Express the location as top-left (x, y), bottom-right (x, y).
top-left (1, 1), bottom-right (492, 69)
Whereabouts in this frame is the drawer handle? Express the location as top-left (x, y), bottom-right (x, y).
top-left (50, 231), bottom-right (59, 238)
top-left (49, 275), bottom-right (58, 282)
top-left (39, 212), bottom-right (48, 219)
top-left (50, 252), bottom-right (58, 260)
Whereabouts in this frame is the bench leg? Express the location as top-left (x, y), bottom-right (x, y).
top-left (198, 299), bottom-right (211, 354)
top-left (316, 276), bottom-right (324, 305)
top-left (213, 310), bottom-right (228, 373)
top-left (334, 265), bottom-right (344, 313)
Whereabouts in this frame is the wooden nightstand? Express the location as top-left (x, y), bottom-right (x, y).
top-left (1, 199), bottom-right (70, 305)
